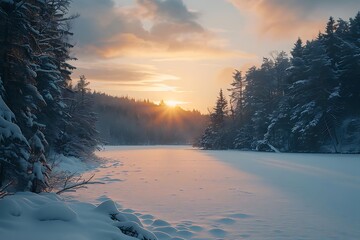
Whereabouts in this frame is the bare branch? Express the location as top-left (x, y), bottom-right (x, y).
top-left (0, 181), bottom-right (14, 199)
top-left (56, 174), bottom-right (104, 195)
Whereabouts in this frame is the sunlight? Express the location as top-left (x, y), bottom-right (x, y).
top-left (165, 100), bottom-right (181, 107)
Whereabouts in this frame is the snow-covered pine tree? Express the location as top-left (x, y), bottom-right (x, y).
top-left (0, 78), bottom-right (30, 190)
top-left (198, 12), bottom-right (360, 153)
top-left (0, 0), bottom-right (77, 191)
top-left (228, 70), bottom-right (244, 125)
top-left (339, 12), bottom-right (360, 115)
top-left (35, 0), bottom-right (76, 148)
top-left (57, 75), bottom-right (99, 157)
top-left (264, 52), bottom-right (292, 151)
top-left (0, 0), bottom-right (51, 191)
top-left (198, 89), bottom-right (229, 149)
top-left (288, 38), bottom-right (339, 152)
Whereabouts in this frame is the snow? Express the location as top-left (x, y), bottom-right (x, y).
top-left (2, 146), bottom-right (360, 239)
top-left (0, 95), bottom-right (15, 122)
top-left (0, 93), bottom-right (28, 144)
top-left (68, 146), bottom-right (359, 240)
top-left (0, 116), bottom-right (28, 143)
top-left (50, 153), bottom-right (98, 174)
top-left (329, 86), bottom-right (341, 99)
top-left (33, 161), bottom-right (46, 183)
top-left (0, 192), bottom-right (157, 240)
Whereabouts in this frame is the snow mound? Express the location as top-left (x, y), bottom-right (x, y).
top-left (35, 203), bottom-right (77, 221)
top-left (95, 199), bottom-right (119, 215)
top-left (0, 198), bottom-right (22, 218)
top-left (0, 192), bottom-right (158, 240)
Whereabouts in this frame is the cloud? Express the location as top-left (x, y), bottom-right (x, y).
top-left (71, 0), bottom-right (250, 59)
top-left (228, 0), bottom-right (359, 39)
top-left (136, 0), bottom-right (199, 23)
top-left (72, 61), bottom-right (181, 93)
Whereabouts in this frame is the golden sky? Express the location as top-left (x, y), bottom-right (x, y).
top-left (70, 0), bottom-right (359, 112)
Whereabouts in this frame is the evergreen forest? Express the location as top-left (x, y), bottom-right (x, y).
top-left (197, 14), bottom-right (360, 153)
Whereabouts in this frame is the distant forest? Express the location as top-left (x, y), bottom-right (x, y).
top-left (91, 92), bottom-right (207, 145)
top-left (197, 13), bottom-right (360, 153)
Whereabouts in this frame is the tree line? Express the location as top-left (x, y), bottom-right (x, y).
top-left (92, 92), bottom-right (207, 145)
top-left (197, 13), bottom-right (360, 153)
top-left (0, 0), bottom-right (98, 193)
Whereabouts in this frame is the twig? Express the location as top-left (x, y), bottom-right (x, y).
top-left (56, 174), bottom-right (104, 195)
top-left (0, 181), bottom-right (14, 199)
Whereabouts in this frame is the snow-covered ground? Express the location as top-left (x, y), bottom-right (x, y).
top-left (1, 146), bottom-right (359, 240)
top-left (0, 192), bottom-right (157, 240)
top-left (67, 146), bottom-right (360, 239)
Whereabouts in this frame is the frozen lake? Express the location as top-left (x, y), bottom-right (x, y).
top-left (69, 146), bottom-right (360, 239)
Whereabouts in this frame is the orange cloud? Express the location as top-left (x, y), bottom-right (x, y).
top-left (228, 0), bottom-right (338, 39)
top-left (72, 61), bottom-right (182, 94)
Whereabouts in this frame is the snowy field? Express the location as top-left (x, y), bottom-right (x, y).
top-left (62, 146), bottom-right (360, 240)
top-left (1, 146), bottom-right (359, 240)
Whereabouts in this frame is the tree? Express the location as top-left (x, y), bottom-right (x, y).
top-left (211, 89), bottom-right (228, 129)
top-left (228, 70), bottom-right (244, 126)
top-left (0, 78), bottom-right (30, 189)
top-left (56, 76), bottom-right (99, 157)
top-left (198, 12), bottom-right (360, 153)
top-left (0, 0), bottom-right (53, 191)
top-left (198, 89), bottom-right (229, 149)
top-left (36, 0), bottom-right (76, 148)
top-left (0, 0), bottom-right (79, 191)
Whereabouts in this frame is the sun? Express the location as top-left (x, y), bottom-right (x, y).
top-left (165, 100), bottom-right (180, 107)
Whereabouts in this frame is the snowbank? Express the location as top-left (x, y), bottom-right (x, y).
top-left (0, 192), bottom-right (157, 240)
top-left (50, 153), bottom-right (98, 174)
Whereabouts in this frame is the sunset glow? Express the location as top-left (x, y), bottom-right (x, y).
top-left (69, 0), bottom-right (359, 112)
top-left (165, 100), bottom-right (181, 107)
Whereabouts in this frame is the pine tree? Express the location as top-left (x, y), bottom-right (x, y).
top-left (228, 70), bottom-right (244, 127)
top-left (212, 89), bottom-right (228, 129)
top-left (339, 12), bottom-right (360, 114)
top-left (56, 76), bottom-right (99, 157)
top-left (0, 0), bottom-right (78, 191)
top-left (36, 0), bottom-right (76, 148)
top-left (264, 39), bottom-right (305, 151)
top-left (199, 12), bottom-right (360, 153)
top-left (0, 0), bottom-right (51, 191)
top-left (198, 89), bottom-right (229, 149)
top-left (0, 78), bottom-right (30, 189)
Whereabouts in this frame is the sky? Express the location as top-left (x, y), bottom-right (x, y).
top-left (69, 0), bottom-right (359, 113)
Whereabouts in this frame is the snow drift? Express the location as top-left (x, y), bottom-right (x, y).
top-left (0, 192), bottom-right (157, 240)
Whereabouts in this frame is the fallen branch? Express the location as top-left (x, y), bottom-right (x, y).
top-left (56, 174), bottom-right (104, 195)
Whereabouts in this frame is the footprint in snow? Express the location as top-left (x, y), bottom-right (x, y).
top-left (208, 228), bottom-right (228, 237)
top-left (215, 217), bottom-right (236, 225)
top-left (240, 233), bottom-right (251, 238)
top-left (188, 225), bottom-right (204, 232)
top-left (227, 213), bottom-right (252, 219)
top-left (97, 176), bottom-right (123, 182)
